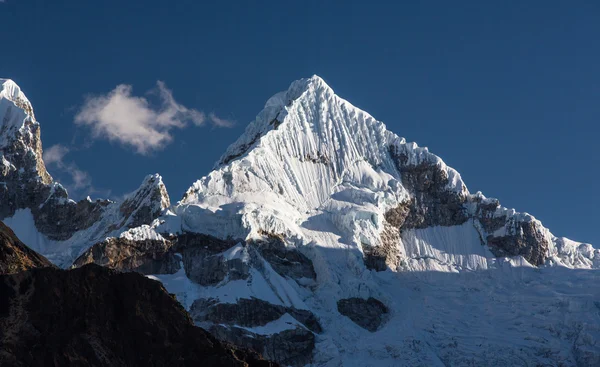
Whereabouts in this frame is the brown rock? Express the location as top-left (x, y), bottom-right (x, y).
top-left (0, 221), bottom-right (54, 274)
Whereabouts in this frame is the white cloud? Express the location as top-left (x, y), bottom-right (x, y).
top-left (74, 81), bottom-right (225, 155)
top-left (43, 144), bottom-right (91, 190)
top-left (43, 144), bottom-right (69, 166)
top-left (209, 112), bottom-right (235, 128)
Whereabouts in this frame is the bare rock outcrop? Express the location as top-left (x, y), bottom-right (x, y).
top-left (190, 297), bottom-right (321, 366)
top-left (337, 297), bottom-right (389, 332)
top-left (72, 235), bottom-right (180, 274)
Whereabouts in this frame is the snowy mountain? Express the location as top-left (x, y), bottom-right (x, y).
top-left (0, 79), bottom-right (170, 266)
top-left (2, 76), bottom-right (599, 366)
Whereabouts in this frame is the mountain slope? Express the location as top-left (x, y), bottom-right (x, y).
top-left (0, 264), bottom-right (275, 366)
top-left (0, 220), bottom-right (54, 274)
top-left (2, 76), bottom-right (599, 366)
top-left (162, 76), bottom-right (598, 366)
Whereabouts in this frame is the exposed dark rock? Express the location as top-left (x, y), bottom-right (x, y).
top-left (300, 151), bottom-right (330, 164)
top-left (389, 145), bottom-right (468, 230)
top-left (218, 133), bottom-right (262, 166)
top-left (384, 203), bottom-right (411, 228)
top-left (364, 223), bottom-right (401, 271)
top-left (253, 232), bottom-right (316, 283)
top-left (0, 221), bottom-right (54, 274)
top-left (72, 232), bottom-right (249, 284)
top-left (172, 233), bottom-right (249, 286)
top-left (190, 297), bottom-right (322, 334)
top-left (471, 196), bottom-right (507, 234)
top-left (0, 105), bottom-right (53, 221)
top-left (33, 190), bottom-right (111, 241)
top-left (72, 236), bottom-right (181, 275)
top-left (210, 325), bottom-right (315, 367)
top-left (337, 297), bottom-right (389, 332)
top-left (470, 195), bottom-right (551, 265)
top-left (269, 115), bottom-right (281, 129)
top-left (0, 264), bottom-right (276, 367)
top-left (486, 219), bottom-right (550, 266)
top-left (119, 174), bottom-right (170, 229)
top-left (0, 93), bottom-right (113, 241)
top-left (190, 297), bottom-right (321, 366)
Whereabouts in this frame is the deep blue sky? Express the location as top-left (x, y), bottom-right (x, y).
top-left (2, 1), bottom-right (598, 244)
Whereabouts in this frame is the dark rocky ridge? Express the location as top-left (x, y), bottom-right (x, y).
top-left (72, 236), bottom-right (181, 274)
top-left (74, 231), bottom-right (317, 286)
top-left (472, 195), bottom-right (551, 266)
top-left (0, 264), bottom-right (276, 367)
top-left (389, 145), bottom-right (469, 230)
top-left (0, 221), bottom-right (54, 274)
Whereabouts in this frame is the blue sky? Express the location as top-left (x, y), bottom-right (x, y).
top-left (1, 1), bottom-right (598, 244)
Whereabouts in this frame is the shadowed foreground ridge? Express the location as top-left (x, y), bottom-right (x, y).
top-left (0, 221), bottom-right (54, 274)
top-left (0, 264), bottom-right (276, 367)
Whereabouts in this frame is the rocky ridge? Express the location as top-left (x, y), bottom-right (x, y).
top-left (0, 221), bottom-right (54, 274)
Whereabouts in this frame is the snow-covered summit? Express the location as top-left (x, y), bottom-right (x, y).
top-left (0, 79), bottom-right (33, 111)
top-left (176, 75), bottom-right (595, 271)
top-left (180, 77), bottom-right (438, 230)
top-left (0, 78), bottom-right (38, 148)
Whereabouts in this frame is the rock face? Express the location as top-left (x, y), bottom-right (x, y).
top-left (190, 298), bottom-right (321, 367)
top-left (337, 297), bottom-right (389, 332)
top-left (72, 235), bottom-right (180, 274)
top-left (0, 80), bottom-right (52, 221)
top-left (210, 325), bottom-right (315, 367)
top-left (389, 145), bottom-right (469, 230)
top-left (252, 232), bottom-right (316, 283)
top-left (0, 221), bottom-right (54, 274)
top-left (191, 297), bottom-right (322, 333)
top-left (472, 195), bottom-right (551, 266)
top-left (174, 233), bottom-right (248, 285)
top-left (118, 174), bottom-right (171, 229)
top-left (0, 264), bottom-right (276, 367)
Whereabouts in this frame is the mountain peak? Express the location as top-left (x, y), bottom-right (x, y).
top-left (120, 173), bottom-right (170, 229)
top-left (215, 75), bottom-right (387, 170)
top-left (0, 78), bottom-right (35, 121)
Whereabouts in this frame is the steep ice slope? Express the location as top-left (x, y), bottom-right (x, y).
top-left (158, 76), bottom-right (599, 366)
top-left (0, 79), bottom-right (170, 267)
top-left (177, 75), bottom-right (596, 271)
